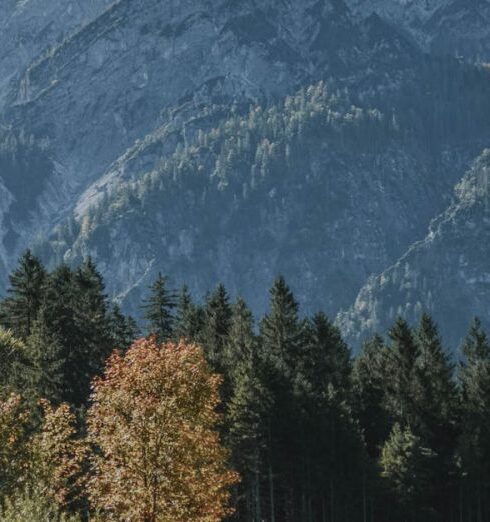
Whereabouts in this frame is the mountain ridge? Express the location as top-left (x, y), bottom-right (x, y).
top-left (1, 0), bottom-right (490, 352)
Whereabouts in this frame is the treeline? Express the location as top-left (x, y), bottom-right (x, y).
top-left (1, 251), bottom-right (490, 521)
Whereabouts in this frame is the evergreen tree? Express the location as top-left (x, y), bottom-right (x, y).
top-left (174, 285), bottom-right (203, 341)
top-left (226, 355), bottom-right (271, 522)
top-left (72, 258), bottom-right (113, 403)
top-left (226, 298), bottom-right (256, 376)
top-left (300, 312), bottom-right (351, 396)
top-left (385, 318), bottom-right (420, 427)
top-left (142, 273), bottom-right (176, 341)
top-left (109, 304), bottom-right (139, 351)
top-left (260, 276), bottom-right (303, 379)
top-left (23, 313), bottom-right (65, 405)
top-left (0, 250), bottom-right (46, 340)
top-left (412, 314), bottom-right (459, 518)
top-left (352, 334), bottom-right (391, 459)
top-left (37, 261), bottom-right (112, 405)
top-left (200, 283), bottom-right (232, 373)
top-left (259, 276), bottom-right (304, 521)
top-left (380, 423), bottom-right (435, 521)
top-left (458, 318), bottom-right (490, 521)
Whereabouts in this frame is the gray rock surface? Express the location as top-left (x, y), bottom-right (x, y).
top-left (337, 150), bottom-right (490, 351)
top-left (1, 0), bottom-right (490, 351)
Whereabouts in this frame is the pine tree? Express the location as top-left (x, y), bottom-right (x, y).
top-left (72, 258), bottom-right (113, 403)
top-left (109, 304), bottom-right (139, 351)
top-left (385, 317), bottom-right (420, 427)
top-left (38, 260), bottom-right (112, 405)
top-left (226, 355), bottom-right (271, 522)
top-left (380, 423), bottom-right (435, 520)
top-left (412, 313), bottom-right (459, 517)
top-left (260, 276), bottom-right (303, 379)
top-left (458, 318), bottom-right (490, 521)
top-left (414, 313), bottom-right (458, 445)
top-left (141, 273), bottom-right (176, 341)
top-left (37, 265), bottom-right (79, 403)
top-left (226, 298), bottom-right (256, 377)
top-left (352, 334), bottom-right (391, 459)
top-left (300, 312), bottom-right (351, 397)
top-left (23, 313), bottom-right (65, 405)
top-left (259, 276), bottom-right (304, 521)
top-left (174, 285), bottom-right (203, 341)
top-left (0, 250), bottom-right (46, 340)
top-left (200, 283), bottom-right (232, 373)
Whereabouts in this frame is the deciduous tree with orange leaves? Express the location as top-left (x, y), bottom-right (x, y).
top-left (30, 400), bottom-right (89, 511)
top-left (87, 337), bottom-right (239, 522)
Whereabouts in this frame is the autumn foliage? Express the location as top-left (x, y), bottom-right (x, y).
top-left (30, 400), bottom-right (88, 509)
top-left (0, 394), bottom-right (31, 498)
top-left (87, 337), bottom-right (239, 521)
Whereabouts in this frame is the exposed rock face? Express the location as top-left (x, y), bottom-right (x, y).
top-left (1, 0), bottom-right (490, 351)
top-left (337, 150), bottom-right (490, 351)
top-left (346, 0), bottom-right (490, 59)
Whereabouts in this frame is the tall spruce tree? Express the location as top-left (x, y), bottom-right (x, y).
top-left (458, 318), bottom-right (490, 522)
top-left (23, 312), bottom-right (65, 405)
top-left (259, 276), bottom-right (304, 521)
top-left (142, 273), bottom-right (176, 341)
top-left (260, 276), bottom-right (303, 379)
top-left (0, 250), bottom-right (46, 340)
top-left (413, 313), bottom-right (459, 518)
top-left (352, 334), bottom-right (391, 459)
top-left (226, 298), bottom-right (256, 376)
top-left (174, 285), bottom-right (203, 341)
top-left (386, 318), bottom-right (420, 427)
top-left (300, 312), bottom-right (351, 396)
top-left (380, 423), bottom-right (435, 521)
top-left (73, 258), bottom-right (113, 396)
top-left (226, 352), bottom-right (271, 522)
top-left (200, 283), bottom-right (232, 373)
top-left (109, 304), bottom-right (140, 351)
top-left (295, 313), bottom-right (367, 522)
top-left (37, 260), bottom-right (112, 405)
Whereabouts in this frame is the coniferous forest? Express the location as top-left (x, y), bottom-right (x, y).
top-left (1, 251), bottom-right (490, 521)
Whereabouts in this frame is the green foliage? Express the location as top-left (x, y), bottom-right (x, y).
top-left (200, 283), bottom-right (233, 374)
top-left (0, 250), bottom-right (46, 340)
top-left (0, 485), bottom-right (81, 522)
top-left (141, 272), bottom-right (176, 341)
top-left (1, 256), bottom-right (490, 521)
top-left (381, 424), bottom-right (435, 509)
top-left (457, 318), bottom-right (490, 520)
top-left (109, 304), bottom-right (140, 351)
top-left (0, 257), bottom-right (134, 406)
top-left (174, 285), bottom-right (204, 341)
top-left (0, 328), bottom-right (27, 394)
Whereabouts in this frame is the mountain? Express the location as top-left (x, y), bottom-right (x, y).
top-left (337, 149), bottom-right (490, 350)
top-left (1, 0), bottom-right (490, 350)
top-left (346, 0), bottom-right (490, 59)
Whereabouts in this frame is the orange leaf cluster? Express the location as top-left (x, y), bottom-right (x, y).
top-left (87, 338), bottom-right (239, 521)
top-left (0, 394), bottom-right (31, 496)
top-left (30, 400), bottom-right (89, 509)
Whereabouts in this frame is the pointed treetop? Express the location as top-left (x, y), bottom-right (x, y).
top-left (461, 317), bottom-right (490, 362)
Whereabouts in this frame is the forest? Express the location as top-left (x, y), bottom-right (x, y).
top-left (0, 250), bottom-right (489, 522)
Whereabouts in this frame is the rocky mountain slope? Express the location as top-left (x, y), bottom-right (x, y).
top-left (337, 149), bottom-right (490, 350)
top-left (1, 0), bottom-right (490, 350)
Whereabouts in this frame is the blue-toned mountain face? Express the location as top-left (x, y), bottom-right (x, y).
top-left (1, 0), bottom-right (490, 351)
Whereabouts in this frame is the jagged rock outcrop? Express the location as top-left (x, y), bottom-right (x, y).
top-left (337, 150), bottom-right (490, 351)
top-left (346, 0), bottom-right (490, 60)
